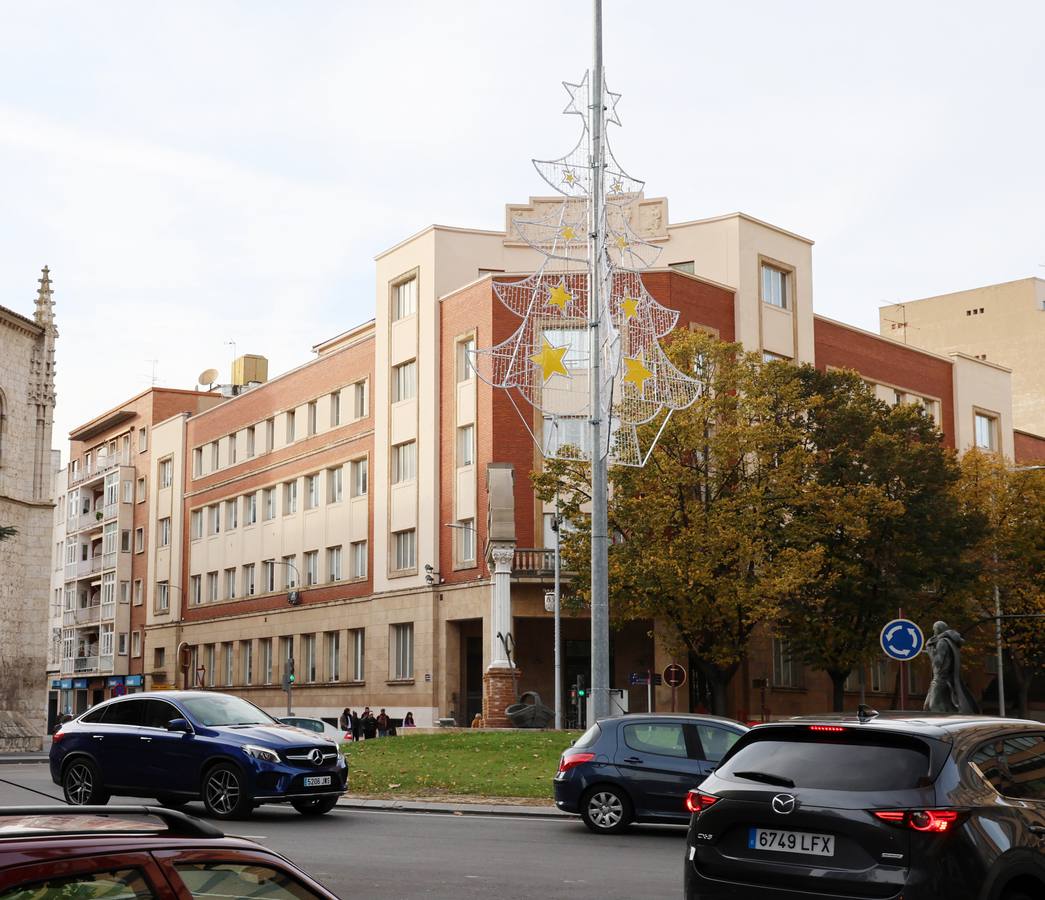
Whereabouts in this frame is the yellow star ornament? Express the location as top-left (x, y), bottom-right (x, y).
top-left (622, 295), bottom-right (639, 320)
top-left (530, 337), bottom-right (570, 383)
top-left (622, 354), bottom-right (654, 393)
top-left (561, 225), bottom-right (578, 242)
top-left (615, 235), bottom-right (629, 251)
top-left (548, 283), bottom-right (573, 311)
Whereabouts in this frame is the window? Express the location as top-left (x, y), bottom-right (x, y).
top-left (242, 641), bottom-right (253, 685)
top-left (243, 563), bottom-right (256, 596)
top-left (457, 337), bottom-right (475, 382)
top-left (351, 628), bottom-right (365, 681)
top-left (259, 638), bottom-right (273, 684)
top-left (305, 473), bottom-right (320, 510)
top-left (392, 360), bottom-right (417, 403)
top-left (157, 457), bottom-right (173, 488)
top-left (210, 441), bottom-right (219, 470)
top-left (190, 509), bottom-right (203, 540)
top-left (695, 724), bottom-right (741, 763)
top-left (119, 581), bottom-right (129, 604)
top-left (190, 574), bottom-right (201, 605)
top-left (285, 409), bottom-right (296, 443)
top-left (772, 638), bottom-right (801, 688)
top-left (353, 380), bottom-right (368, 418)
top-left (156, 581), bottom-right (169, 612)
top-left (192, 447), bottom-right (203, 476)
top-left (392, 276), bottom-right (417, 320)
top-left (541, 328), bottom-right (587, 370)
top-left (457, 424), bottom-right (474, 466)
top-left (209, 504), bottom-right (221, 535)
top-left (223, 642), bottom-right (234, 685)
top-left (227, 434), bottom-right (237, 465)
top-left (351, 458), bottom-right (368, 497)
top-left (327, 631), bottom-right (341, 682)
top-left (282, 555), bottom-right (298, 588)
top-left (327, 466), bottom-right (343, 503)
top-left (305, 550), bottom-right (319, 586)
top-left (134, 527), bottom-right (144, 553)
top-left (391, 442), bottom-right (416, 483)
top-left (280, 636), bottom-right (293, 675)
top-left (284, 480), bottom-right (298, 514)
top-left (264, 487), bottom-right (276, 520)
top-left (330, 391), bottom-right (341, 427)
top-left (110, 524), bottom-right (123, 554)
top-left (158, 517), bottom-right (171, 547)
top-left (393, 529), bottom-right (416, 571)
top-left (122, 479), bottom-right (133, 503)
top-left (246, 425), bottom-right (255, 458)
top-left (350, 540), bottom-right (368, 579)
top-left (244, 492), bottom-right (257, 525)
top-left (458, 518), bottom-right (475, 563)
top-left (225, 498), bottom-right (238, 530)
top-left (307, 400), bottom-right (318, 436)
top-left (205, 644), bottom-right (216, 686)
top-left (10, 868), bottom-right (154, 899)
top-left (391, 623), bottom-right (414, 679)
top-left (761, 263), bottom-right (789, 309)
top-left (207, 571), bottom-right (219, 602)
top-left (975, 412), bottom-right (998, 451)
top-left (971, 734), bottom-right (1045, 801)
top-left (265, 417), bottom-right (275, 451)
top-left (136, 475), bottom-right (148, 501)
top-left (134, 579), bottom-right (143, 606)
top-left (132, 630), bottom-right (141, 656)
top-left (303, 633), bottom-right (317, 682)
top-left (118, 632), bottom-right (128, 656)
top-left (328, 545), bottom-right (342, 581)
top-left (623, 722), bottom-right (688, 759)
top-left (224, 567), bottom-right (237, 600)
top-left (138, 426), bottom-right (148, 452)
top-left (262, 560), bottom-right (275, 592)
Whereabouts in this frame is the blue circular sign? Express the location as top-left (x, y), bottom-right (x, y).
top-left (880, 619), bottom-right (924, 661)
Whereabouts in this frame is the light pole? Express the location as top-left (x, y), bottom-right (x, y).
top-left (263, 557), bottom-right (301, 600)
top-left (550, 493), bottom-right (563, 730)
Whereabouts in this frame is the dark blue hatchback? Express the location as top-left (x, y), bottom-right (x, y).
top-left (554, 714), bottom-right (747, 833)
top-left (50, 691), bottom-right (347, 819)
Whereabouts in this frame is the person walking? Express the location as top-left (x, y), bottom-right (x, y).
top-left (363, 708), bottom-right (377, 740)
top-left (350, 708), bottom-right (361, 742)
top-left (376, 708), bottom-right (390, 738)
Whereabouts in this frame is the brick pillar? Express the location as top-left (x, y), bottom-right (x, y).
top-left (482, 667), bottom-right (522, 727)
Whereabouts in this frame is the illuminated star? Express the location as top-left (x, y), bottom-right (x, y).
top-left (622, 296), bottom-right (639, 320)
top-left (609, 179), bottom-right (625, 194)
top-left (622, 354), bottom-right (654, 392)
top-left (615, 235), bottom-right (629, 251)
top-left (562, 170), bottom-right (577, 186)
top-left (604, 80), bottom-right (622, 127)
top-left (561, 225), bottom-right (579, 242)
top-left (561, 72), bottom-right (590, 119)
top-left (548, 283), bottom-right (573, 312)
top-left (530, 337), bottom-right (570, 383)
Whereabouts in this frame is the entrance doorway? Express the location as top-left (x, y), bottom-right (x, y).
top-left (465, 636), bottom-right (483, 725)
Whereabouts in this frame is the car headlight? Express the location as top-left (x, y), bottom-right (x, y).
top-left (243, 744), bottom-right (281, 764)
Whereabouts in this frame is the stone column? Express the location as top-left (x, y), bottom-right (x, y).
top-left (483, 545), bottom-right (520, 726)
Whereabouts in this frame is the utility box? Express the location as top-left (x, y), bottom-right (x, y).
top-left (232, 354), bottom-right (269, 386)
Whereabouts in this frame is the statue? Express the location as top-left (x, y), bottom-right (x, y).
top-left (923, 621), bottom-right (980, 714)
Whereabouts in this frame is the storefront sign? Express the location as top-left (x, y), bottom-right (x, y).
top-left (59, 678), bottom-right (73, 689)
top-left (125, 675), bottom-right (144, 687)
top-left (72, 678), bottom-right (88, 689)
top-left (105, 676), bottom-right (125, 687)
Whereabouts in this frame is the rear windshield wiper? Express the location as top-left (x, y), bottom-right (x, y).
top-left (732, 770), bottom-right (795, 788)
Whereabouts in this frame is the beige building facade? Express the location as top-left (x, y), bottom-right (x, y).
top-left (0, 268), bottom-right (57, 748)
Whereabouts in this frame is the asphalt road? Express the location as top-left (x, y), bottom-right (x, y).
top-left (0, 763), bottom-right (685, 899)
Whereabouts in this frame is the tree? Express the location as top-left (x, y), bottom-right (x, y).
top-left (535, 331), bottom-right (824, 715)
top-left (775, 368), bottom-right (981, 711)
top-left (956, 452), bottom-right (1045, 717)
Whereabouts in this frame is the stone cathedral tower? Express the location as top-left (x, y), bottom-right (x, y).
top-left (0, 267), bottom-right (58, 749)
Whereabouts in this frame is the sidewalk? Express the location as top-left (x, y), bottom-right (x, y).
top-left (0, 752), bottom-right (49, 765)
top-left (336, 795), bottom-right (567, 818)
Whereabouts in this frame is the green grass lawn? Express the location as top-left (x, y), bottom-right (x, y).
top-left (342, 730), bottom-right (581, 800)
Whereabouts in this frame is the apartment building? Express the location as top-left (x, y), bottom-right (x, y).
top-left (54, 388), bottom-right (223, 716)
top-left (879, 277), bottom-right (1045, 445)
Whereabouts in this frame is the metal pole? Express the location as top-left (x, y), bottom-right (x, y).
top-left (588, 0), bottom-right (610, 723)
top-left (553, 493), bottom-right (562, 730)
top-left (994, 578), bottom-right (1005, 716)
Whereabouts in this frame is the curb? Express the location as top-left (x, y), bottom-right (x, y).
top-left (335, 796), bottom-right (568, 819)
top-left (0, 755), bottom-right (49, 766)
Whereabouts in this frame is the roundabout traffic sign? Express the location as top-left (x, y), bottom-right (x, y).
top-left (880, 618), bottom-right (924, 661)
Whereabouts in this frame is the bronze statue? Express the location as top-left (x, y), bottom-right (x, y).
top-left (923, 621), bottom-right (979, 714)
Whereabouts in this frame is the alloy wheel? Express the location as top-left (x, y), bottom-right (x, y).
top-left (587, 790), bottom-right (624, 829)
top-left (65, 763), bottom-right (94, 804)
top-left (205, 768), bottom-right (240, 816)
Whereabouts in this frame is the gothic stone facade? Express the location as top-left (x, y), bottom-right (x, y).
top-left (0, 269), bottom-right (57, 750)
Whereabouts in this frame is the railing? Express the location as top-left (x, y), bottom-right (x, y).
top-left (64, 605), bottom-right (101, 627)
top-left (69, 452), bottom-right (128, 486)
top-left (64, 556), bottom-right (106, 580)
top-left (100, 602), bottom-right (115, 622)
top-left (513, 548), bottom-right (556, 577)
top-left (66, 510), bottom-right (104, 534)
top-left (60, 655), bottom-right (115, 676)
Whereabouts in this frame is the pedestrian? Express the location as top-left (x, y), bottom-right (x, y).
top-left (403, 712), bottom-right (415, 728)
top-left (363, 709), bottom-right (377, 740)
top-left (350, 709), bottom-right (361, 741)
top-left (339, 707), bottom-right (350, 730)
top-left (471, 712), bottom-right (483, 729)
top-left (376, 708), bottom-right (390, 738)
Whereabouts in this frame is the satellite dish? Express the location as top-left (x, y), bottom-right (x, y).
top-left (198, 368), bottom-right (219, 387)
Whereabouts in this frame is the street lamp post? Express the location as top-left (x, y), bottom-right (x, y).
top-left (551, 493), bottom-right (562, 730)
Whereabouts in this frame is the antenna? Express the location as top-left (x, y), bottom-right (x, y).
top-left (145, 359), bottom-right (159, 386)
top-left (198, 368), bottom-right (219, 389)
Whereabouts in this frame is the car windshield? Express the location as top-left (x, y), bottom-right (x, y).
top-left (181, 695), bottom-right (276, 727)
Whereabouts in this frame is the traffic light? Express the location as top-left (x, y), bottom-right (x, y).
top-left (282, 658), bottom-right (296, 690)
top-left (577, 675), bottom-right (586, 699)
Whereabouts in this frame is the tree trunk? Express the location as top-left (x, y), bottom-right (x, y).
top-left (827, 670), bottom-right (849, 712)
top-left (709, 677), bottom-right (730, 718)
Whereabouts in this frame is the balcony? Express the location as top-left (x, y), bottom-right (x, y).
top-left (66, 510), bottom-right (103, 534)
top-left (60, 655), bottom-right (115, 676)
top-left (69, 452), bottom-right (128, 487)
top-left (64, 556), bottom-right (106, 582)
top-left (63, 605), bottom-right (101, 627)
top-left (512, 548), bottom-right (574, 582)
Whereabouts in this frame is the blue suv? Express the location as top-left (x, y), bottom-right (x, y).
top-left (50, 691), bottom-right (347, 819)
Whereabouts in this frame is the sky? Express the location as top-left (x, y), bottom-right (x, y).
top-left (2, 1), bottom-right (1043, 449)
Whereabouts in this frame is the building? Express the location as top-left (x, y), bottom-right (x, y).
top-left (54, 387), bottom-right (223, 717)
top-left (116, 195), bottom-right (1044, 726)
top-left (46, 464), bottom-right (68, 732)
top-left (0, 268), bottom-right (57, 749)
top-left (879, 278), bottom-right (1045, 447)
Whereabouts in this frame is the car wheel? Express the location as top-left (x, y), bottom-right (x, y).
top-left (62, 758), bottom-right (110, 806)
top-left (580, 785), bottom-right (632, 834)
top-left (154, 794), bottom-right (189, 810)
top-left (291, 795), bottom-right (339, 816)
top-left (201, 763), bottom-right (252, 819)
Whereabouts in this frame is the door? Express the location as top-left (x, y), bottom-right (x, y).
top-left (465, 635), bottom-right (483, 726)
top-left (690, 723), bottom-right (745, 777)
top-left (616, 720), bottom-right (704, 819)
top-left (141, 698), bottom-right (202, 795)
top-left (97, 697), bottom-right (149, 791)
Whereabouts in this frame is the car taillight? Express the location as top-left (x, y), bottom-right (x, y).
top-left (51, 730), bottom-right (65, 743)
top-left (685, 790), bottom-right (719, 814)
top-left (809, 725), bottom-right (845, 733)
top-left (873, 809), bottom-right (960, 833)
top-left (557, 752), bottom-right (595, 774)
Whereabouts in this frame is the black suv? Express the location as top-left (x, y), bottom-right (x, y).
top-left (685, 714), bottom-right (1045, 899)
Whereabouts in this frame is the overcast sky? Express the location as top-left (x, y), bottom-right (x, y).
top-left (2, 1), bottom-right (1043, 449)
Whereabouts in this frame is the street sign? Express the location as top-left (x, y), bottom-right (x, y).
top-left (880, 618), bottom-right (924, 661)
top-left (630, 672), bottom-right (649, 686)
top-left (663, 664), bottom-right (687, 688)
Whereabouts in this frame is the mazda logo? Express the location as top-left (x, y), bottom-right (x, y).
top-left (308, 749), bottom-right (323, 766)
top-left (771, 794), bottom-right (796, 815)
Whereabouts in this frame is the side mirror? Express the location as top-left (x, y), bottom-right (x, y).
top-left (166, 718), bottom-right (192, 733)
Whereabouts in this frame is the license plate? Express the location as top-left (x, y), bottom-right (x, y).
top-left (304, 776), bottom-right (332, 788)
top-left (749, 827), bottom-right (834, 856)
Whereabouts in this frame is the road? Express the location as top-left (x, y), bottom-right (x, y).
top-left (0, 763), bottom-right (685, 899)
